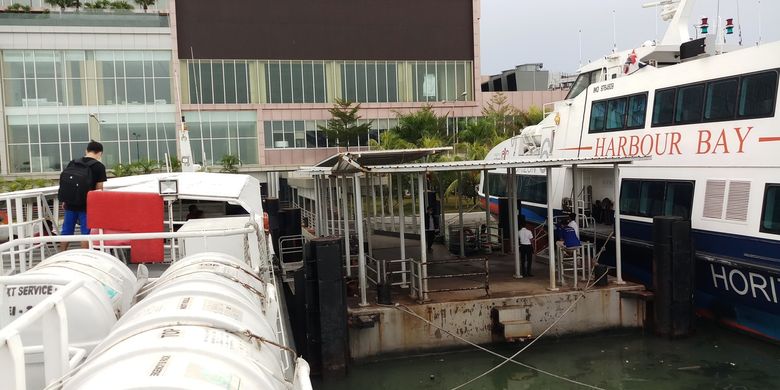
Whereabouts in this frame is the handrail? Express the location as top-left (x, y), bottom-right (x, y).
top-left (0, 279), bottom-right (85, 389)
top-left (408, 257), bottom-right (489, 302)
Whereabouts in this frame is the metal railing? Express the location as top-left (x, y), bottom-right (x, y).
top-left (0, 278), bottom-right (87, 390)
top-left (1, 192), bottom-right (59, 275)
top-left (278, 235), bottom-right (304, 274)
top-left (556, 241), bottom-right (595, 289)
top-left (409, 257), bottom-right (490, 302)
top-left (480, 225), bottom-right (503, 252)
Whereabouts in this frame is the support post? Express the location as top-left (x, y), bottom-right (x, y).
top-left (328, 178), bottom-right (335, 236)
top-left (483, 170), bottom-right (491, 254)
top-left (458, 171), bottom-right (465, 258)
top-left (313, 176), bottom-right (321, 236)
top-left (546, 167), bottom-right (558, 290)
top-left (370, 174), bottom-right (377, 232)
top-left (341, 176), bottom-right (351, 278)
top-left (397, 173), bottom-right (407, 287)
top-left (354, 173), bottom-right (368, 306)
top-left (510, 168), bottom-right (521, 278)
top-left (418, 172), bottom-right (429, 301)
top-left (410, 175), bottom-right (417, 228)
top-left (388, 174), bottom-right (395, 232)
top-left (380, 174), bottom-right (386, 231)
top-left (572, 164), bottom-right (579, 288)
top-left (614, 163), bottom-right (625, 284)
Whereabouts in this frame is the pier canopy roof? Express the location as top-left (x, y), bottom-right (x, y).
top-left (327, 155), bottom-right (649, 175)
top-left (308, 147), bottom-right (452, 175)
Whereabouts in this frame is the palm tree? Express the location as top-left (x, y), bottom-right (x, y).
top-left (133, 0), bottom-right (154, 12)
top-left (44, 0), bottom-right (75, 12)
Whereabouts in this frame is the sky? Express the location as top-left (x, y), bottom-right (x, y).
top-left (480, 0), bottom-right (780, 75)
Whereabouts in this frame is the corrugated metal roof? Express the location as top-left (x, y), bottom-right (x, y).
top-left (313, 147), bottom-right (452, 168)
top-left (366, 156), bottom-right (650, 173)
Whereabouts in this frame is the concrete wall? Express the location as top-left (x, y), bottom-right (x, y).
top-left (348, 286), bottom-right (645, 359)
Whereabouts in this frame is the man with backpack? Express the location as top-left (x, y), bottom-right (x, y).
top-left (57, 141), bottom-right (107, 252)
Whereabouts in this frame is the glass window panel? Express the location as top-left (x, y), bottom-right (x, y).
top-left (237, 120), bottom-right (255, 138)
top-left (143, 61), bottom-right (154, 78)
top-left (3, 51), bottom-right (26, 78)
top-left (665, 182), bottom-right (694, 219)
top-left (198, 61), bottom-right (213, 104)
top-left (342, 63), bottom-right (356, 102)
top-left (3, 79), bottom-right (26, 106)
top-left (154, 78), bottom-right (171, 103)
top-left (356, 62), bottom-right (367, 102)
top-left (34, 53), bottom-right (56, 78)
top-left (264, 122), bottom-right (273, 147)
top-left (8, 121), bottom-right (29, 143)
top-left (188, 62), bottom-right (200, 103)
top-left (212, 61), bottom-right (225, 104)
top-left (366, 63), bottom-right (378, 103)
top-left (291, 62), bottom-right (303, 103)
top-left (313, 62), bottom-right (326, 103)
top-left (235, 62), bottom-right (249, 103)
top-left (280, 62), bottom-right (293, 103)
top-left (652, 88), bottom-right (675, 126)
top-left (762, 185), bottom-right (780, 235)
top-left (153, 58), bottom-right (170, 78)
top-left (704, 78), bottom-right (738, 121)
top-left (10, 144), bottom-right (31, 173)
top-left (100, 123), bottom-right (120, 141)
top-left (639, 181), bottom-right (665, 217)
top-left (267, 62), bottom-right (281, 103)
top-left (126, 78), bottom-right (145, 104)
top-left (738, 71), bottom-right (778, 118)
top-left (376, 63), bottom-right (388, 103)
top-left (144, 78), bottom-right (155, 103)
top-left (674, 84), bottom-right (705, 124)
top-left (301, 62), bottom-right (313, 103)
top-left (66, 78), bottom-right (84, 106)
top-left (70, 122), bottom-right (89, 142)
top-left (224, 61), bottom-right (237, 104)
top-left (519, 176), bottom-right (547, 204)
top-left (606, 98), bottom-right (627, 130)
top-left (40, 123), bottom-right (59, 143)
top-left (116, 79), bottom-right (127, 104)
top-left (39, 144), bottom-right (61, 171)
top-left (101, 141), bottom-right (120, 168)
top-left (212, 139), bottom-right (229, 160)
top-left (238, 139), bottom-right (258, 164)
top-left (35, 78), bottom-right (60, 103)
top-left (620, 179), bottom-right (641, 216)
top-left (626, 94), bottom-right (647, 128)
top-left (101, 78), bottom-right (117, 104)
top-left (589, 101), bottom-right (607, 132)
top-left (125, 60), bottom-right (143, 77)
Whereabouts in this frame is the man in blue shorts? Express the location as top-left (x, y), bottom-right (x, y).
top-left (58, 141), bottom-right (107, 251)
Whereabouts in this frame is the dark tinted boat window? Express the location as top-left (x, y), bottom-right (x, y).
top-left (675, 83), bottom-right (705, 124)
top-left (627, 94), bottom-right (647, 128)
top-left (704, 78), bottom-right (738, 121)
top-left (761, 184), bottom-right (780, 235)
top-left (652, 88), bottom-right (676, 126)
top-left (606, 98), bottom-right (627, 130)
top-left (589, 101), bottom-right (607, 133)
top-left (739, 71), bottom-right (778, 118)
top-left (621, 179), bottom-right (694, 219)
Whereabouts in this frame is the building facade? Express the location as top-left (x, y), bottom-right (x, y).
top-left (0, 0), bottom-right (566, 177)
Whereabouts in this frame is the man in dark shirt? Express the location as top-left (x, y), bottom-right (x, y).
top-left (58, 141), bottom-right (107, 251)
top-left (424, 206), bottom-right (439, 252)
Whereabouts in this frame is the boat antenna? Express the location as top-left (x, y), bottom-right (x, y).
top-left (190, 46), bottom-right (208, 168)
top-left (756, 0), bottom-right (761, 45)
top-left (736, 0), bottom-right (743, 46)
top-left (612, 9), bottom-right (617, 53)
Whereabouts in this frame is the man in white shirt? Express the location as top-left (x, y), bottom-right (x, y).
top-left (567, 213), bottom-right (579, 239)
top-left (518, 217), bottom-right (534, 277)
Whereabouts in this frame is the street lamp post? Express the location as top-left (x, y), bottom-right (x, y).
top-left (131, 132), bottom-right (141, 162)
top-left (88, 113), bottom-right (105, 141)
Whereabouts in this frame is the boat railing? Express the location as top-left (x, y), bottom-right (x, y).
top-left (278, 234), bottom-right (305, 274)
top-left (1, 192), bottom-right (60, 275)
top-left (0, 277), bottom-right (87, 390)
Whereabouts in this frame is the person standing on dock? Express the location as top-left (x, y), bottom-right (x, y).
top-left (424, 206), bottom-right (438, 252)
top-left (518, 218), bottom-right (534, 277)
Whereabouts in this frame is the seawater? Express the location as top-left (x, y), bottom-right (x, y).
top-left (315, 322), bottom-right (780, 390)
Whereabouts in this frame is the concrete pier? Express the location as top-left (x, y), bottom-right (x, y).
top-left (345, 234), bottom-right (647, 360)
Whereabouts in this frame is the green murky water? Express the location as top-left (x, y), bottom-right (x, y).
top-left (315, 323), bottom-right (780, 390)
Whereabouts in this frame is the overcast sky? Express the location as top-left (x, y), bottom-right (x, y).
top-left (480, 0), bottom-right (780, 75)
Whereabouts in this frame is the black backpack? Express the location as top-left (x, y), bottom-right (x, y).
top-left (58, 159), bottom-right (98, 208)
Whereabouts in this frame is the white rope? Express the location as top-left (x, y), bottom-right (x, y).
top-left (390, 304), bottom-right (604, 390)
top-left (446, 231), bottom-right (616, 389)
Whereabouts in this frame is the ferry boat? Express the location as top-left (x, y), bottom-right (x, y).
top-left (479, 0), bottom-right (780, 341)
top-left (0, 145), bottom-right (313, 387)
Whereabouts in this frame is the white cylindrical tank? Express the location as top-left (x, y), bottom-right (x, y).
top-left (1, 249), bottom-right (137, 390)
top-left (63, 252), bottom-right (290, 390)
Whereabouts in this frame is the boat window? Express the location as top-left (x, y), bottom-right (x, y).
top-left (704, 78), bottom-right (738, 121)
top-left (519, 175), bottom-right (548, 204)
top-left (566, 71), bottom-right (592, 100)
top-left (620, 180), bottom-right (641, 215)
top-left (626, 94), bottom-right (647, 128)
top-left (738, 71), bottom-right (778, 118)
top-left (606, 98), bottom-right (627, 130)
top-left (487, 172), bottom-right (507, 197)
top-left (675, 83), bottom-right (705, 124)
top-left (652, 88), bottom-right (676, 126)
top-left (665, 182), bottom-right (694, 219)
top-left (639, 181), bottom-right (665, 217)
top-left (589, 101), bottom-right (607, 132)
top-left (761, 184), bottom-right (780, 235)
top-left (620, 179), bottom-right (694, 219)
